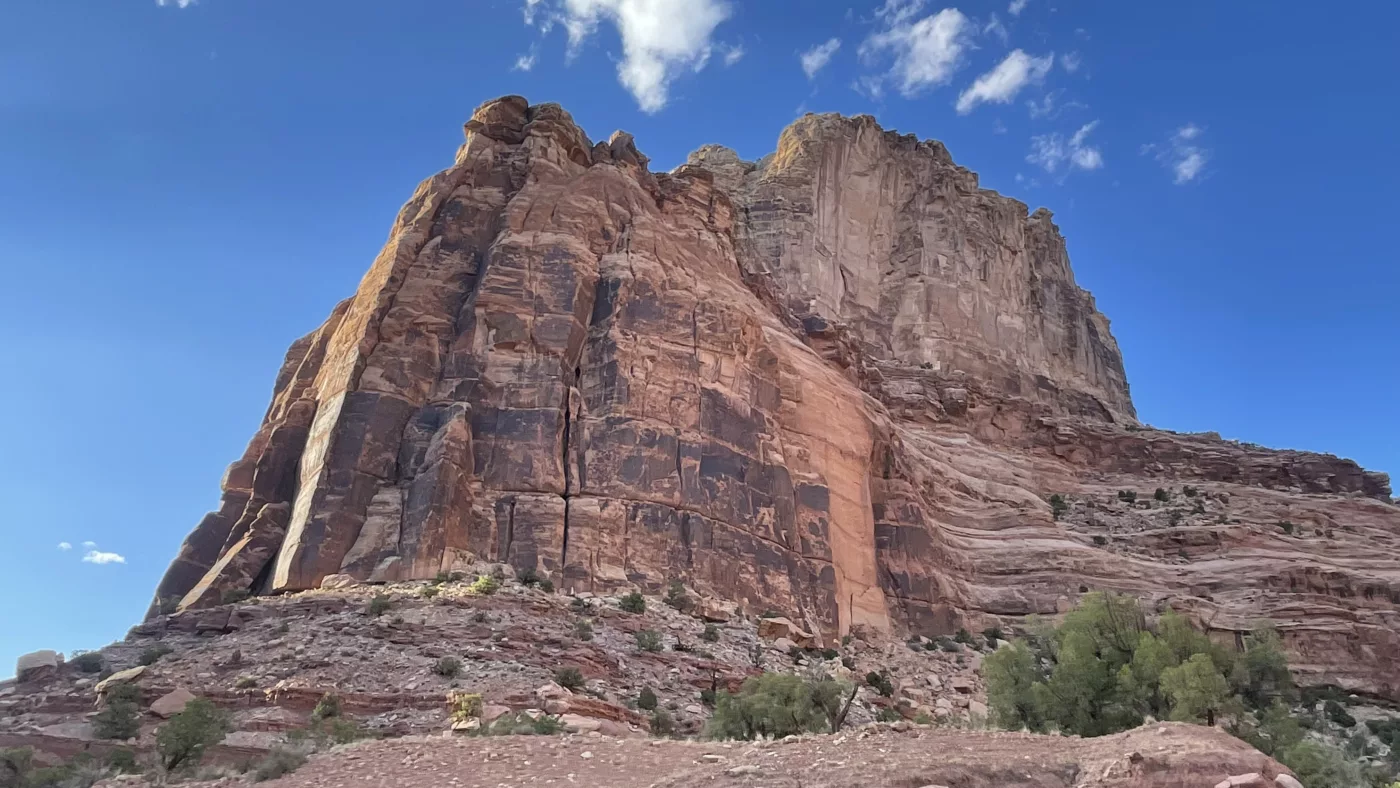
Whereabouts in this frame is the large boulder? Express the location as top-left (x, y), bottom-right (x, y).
top-left (757, 617), bottom-right (816, 649)
top-left (16, 650), bottom-right (62, 683)
top-left (95, 666), bottom-right (146, 694)
top-left (150, 687), bottom-right (198, 718)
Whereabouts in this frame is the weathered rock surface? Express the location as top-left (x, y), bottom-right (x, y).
top-left (15, 651), bottom-right (61, 684)
top-left (153, 97), bottom-right (1400, 699)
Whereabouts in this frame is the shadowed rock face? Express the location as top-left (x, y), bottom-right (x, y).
top-left (153, 96), bottom-right (1400, 699)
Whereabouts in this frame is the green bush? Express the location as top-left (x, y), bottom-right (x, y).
top-left (222, 588), bottom-right (253, 604)
top-left (619, 592), bottom-right (646, 614)
top-left (433, 656), bottom-right (462, 679)
top-left (570, 597), bottom-right (590, 614)
top-left (93, 684), bottom-right (141, 740)
top-left (311, 692), bottom-right (341, 721)
top-left (1279, 521), bottom-right (1296, 535)
top-left (701, 624), bottom-right (720, 642)
top-left (704, 673), bottom-right (852, 740)
top-left (650, 708), bottom-right (675, 737)
top-left (554, 666), bottom-right (585, 691)
top-left (476, 712), bottom-right (565, 736)
top-left (1323, 699), bottom-right (1357, 728)
top-left (139, 643), bottom-right (174, 666)
top-left (637, 687), bottom-right (658, 711)
top-left (1092, 535), bottom-right (1109, 546)
top-left (1117, 490), bottom-right (1137, 503)
top-left (69, 651), bottom-right (104, 674)
top-left (664, 581), bottom-right (692, 612)
top-left (367, 595), bottom-right (392, 616)
top-left (635, 630), bottom-right (663, 653)
top-left (573, 619), bottom-right (594, 641)
top-left (1183, 485), bottom-right (1198, 497)
top-left (468, 575), bottom-right (501, 596)
top-left (420, 585), bottom-right (440, 599)
top-left (1048, 494), bottom-right (1068, 519)
top-left (1154, 488), bottom-right (1170, 502)
top-left (253, 748), bottom-right (307, 782)
top-left (1276, 741), bottom-right (1365, 788)
top-left (235, 675), bottom-right (258, 689)
top-left (954, 628), bottom-right (976, 646)
top-left (156, 698), bottom-right (231, 773)
top-left (106, 748), bottom-right (139, 774)
top-left (865, 671), bottom-right (894, 697)
top-left (876, 707), bottom-right (903, 723)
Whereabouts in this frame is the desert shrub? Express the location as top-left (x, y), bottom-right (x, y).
top-left (366, 595), bottom-right (392, 616)
top-left (253, 748), bottom-right (307, 782)
top-left (156, 698), bottom-right (231, 772)
top-left (517, 567), bottom-right (542, 586)
top-left (311, 692), bottom-right (341, 721)
top-left (664, 581), bottom-right (692, 612)
top-left (433, 570), bottom-right (452, 585)
top-left (1323, 699), bottom-right (1357, 728)
top-left (468, 575), bottom-right (500, 596)
top-left (235, 675), bottom-right (258, 689)
top-left (139, 643), bottom-right (174, 666)
top-left (1092, 535), bottom-right (1109, 546)
top-left (420, 585), bottom-right (440, 599)
top-left (939, 638), bottom-right (961, 653)
top-left (449, 692), bottom-right (483, 723)
top-left (1154, 488), bottom-right (1170, 502)
top-left (222, 589), bottom-right (252, 604)
top-left (841, 656), bottom-right (856, 670)
top-left (531, 715), bottom-right (566, 735)
top-left (954, 628), bottom-right (976, 646)
top-left (479, 712), bottom-right (565, 736)
top-left (705, 673), bottom-right (852, 740)
top-left (433, 656), bottom-right (462, 678)
top-left (865, 671), bottom-right (894, 697)
top-left (619, 592), bottom-right (646, 614)
top-left (1279, 521), bottom-right (1296, 535)
top-left (1048, 494), bottom-right (1068, 519)
top-left (1, 747), bottom-right (33, 787)
top-left (637, 687), bottom-right (659, 711)
top-left (105, 748), bottom-right (138, 774)
top-left (570, 597), bottom-right (590, 613)
top-left (1117, 490), bottom-right (1137, 503)
top-left (650, 708), bottom-right (675, 737)
top-left (1183, 485), bottom-right (1198, 497)
top-left (573, 619), bottom-right (594, 641)
top-left (69, 651), bottom-right (104, 674)
top-left (701, 624), bottom-right (721, 642)
top-left (1276, 741), bottom-right (1365, 788)
top-left (983, 627), bottom-right (1005, 648)
top-left (93, 684), bottom-right (141, 740)
top-left (635, 630), bottom-right (663, 653)
top-left (821, 648), bottom-right (840, 660)
top-left (876, 707), bottom-right (903, 723)
top-left (554, 666), bottom-right (585, 691)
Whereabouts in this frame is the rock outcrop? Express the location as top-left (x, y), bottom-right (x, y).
top-left (153, 97), bottom-right (1400, 699)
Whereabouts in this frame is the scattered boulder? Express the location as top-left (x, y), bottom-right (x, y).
top-left (96, 666), bottom-right (146, 694)
top-left (696, 598), bottom-right (737, 622)
top-left (559, 714), bottom-right (603, 733)
top-left (1274, 777), bottom-right (1303, 788)
top-left (535, 682), bottom-right (571, 701)
top-left (1214, 775), bottom-right (1271, 788)
top-left (320, 574), bottom-right (358, 590)
top-left (757, 617), bottom-right (816, 649)
top-left (16, 650), bottom-right (62, 683)
top-left (150, 687), bottom-right (197, 718)
top-left (481, 704), bottom-right (512, 723)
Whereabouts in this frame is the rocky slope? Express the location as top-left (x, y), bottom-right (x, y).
top-left (151, 96), bottom-right (1399, 701)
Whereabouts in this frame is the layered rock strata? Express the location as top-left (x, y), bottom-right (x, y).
top-left (154, 97), bottom-right (1400, 698)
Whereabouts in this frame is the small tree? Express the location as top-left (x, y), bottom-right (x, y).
top-left (573, 619), bottom-right (594, 641)
top-left (983, 641), bottom-right (1043, 731)
top-left (650, 708), bottom-right (675, 737)
top-left (635, 630), bottom-right (663, 653)
top-left (664, 581), bottom-right (692, 612)
top-left (1161, 653), bottom-right (1231, 726)
top-left (468, 575), bottom-right (500, 596)
top-left (637, 687), bottom-right (658, 711)
top-left (156, 698), bottom-right (231, 773)
top-left (433, 656), bottom-right (462, 678)
top-left (139, 643), bottom-right (174, 666)
top-left (312, 692), bottom-right (342, 721)
top-left (1154, 488), bottom-right (1170, 502)
top-left (619, 592), bottom-right (646, 614)
top-left (69, 651), bottom-right (104, 674)
top-left (1048, 494), bottom-right (1068, 520)
top-left (701, 624), bottom-right (720, 642)
top-left (367, 595), bottom-right (392, 616)
top-left (554, 666), bottom-right (585, 691)
top-left (705, 673), bottom-right (830, 740)
top-left (864, 671), bottom-right (894, 697)
top-left (94, 684), bottom-right (142, 740)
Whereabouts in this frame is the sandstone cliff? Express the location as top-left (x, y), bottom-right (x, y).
top-left (153, 97), bottom-right (1400, 699)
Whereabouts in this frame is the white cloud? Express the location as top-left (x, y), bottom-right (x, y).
top-left (1146, 123), bottom-right (1210, 184)
top-left (156, 0), bottom-right (196, 7)
top-left (82, 550), bottom-right (126, 565)
top-left (984, 14), bottom-right (1008, 45)
top-left (513, 45), bottom-right (539, 72)
top-left (992, 118), bottom-right (1007, 134)
top-left (719, 43), bottom-right (745, 67)
top-left (956, 49), bottom-right (1053, 114)
top-left (1060, 51), bottom-right (1081, 73)
top-left (58, 542), bottom-right (72, 551)
top-left (860, 4), bottom-right (973, 98)
top-left (82, 541), bottom-right (96, 548)
top-left (1027, 119), bottom-right (1103, 174)
top-left (528, 0), bottom-right (732, 113)
top-left (1008, 0), bottom-right (1029, 16)
top-left (801, 38), bottom-right (842, 79)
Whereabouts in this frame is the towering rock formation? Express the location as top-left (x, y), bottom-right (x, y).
top-left (153, 97), bottom-right (1400, 699)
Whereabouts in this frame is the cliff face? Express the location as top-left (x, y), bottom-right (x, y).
top-left (154, 97), bottom-right (1400, 698)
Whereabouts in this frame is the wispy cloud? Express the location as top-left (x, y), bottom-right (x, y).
top-left (956, 49), bottom-right (1053, 114)
top-left (1008, 0), bottom-right (1029, 16)
top-left (718, 43), bottom-right (745, 67)
top-left (1027, 119), bottom-right (1103, 175)
top-left (1144, 123), bottom-right (1210, 184)
top-left (524, 0), bottom-right (731, 113)
top-left (513, 45), bottom-right (539, 72)
top-left (82, 541), bottom-right (96, 549)
top-left (801, 38), bottom-right (842, 79)
top-left (82, 550), bottom-right (126, 565)
top-left (155, 0), bottom-right (196, 7)
top-left (1060, 52), bottom-right (1081, 73)
top-left (983, 14), bottom-right (1008, 45)
top-left (58, 542), bottom-right (72, 551)
top-left (860, 2), bottom-right (973, 98)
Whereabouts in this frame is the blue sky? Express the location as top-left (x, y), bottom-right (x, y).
top-left (2, 0), bottom-right (1396, 675)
